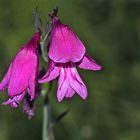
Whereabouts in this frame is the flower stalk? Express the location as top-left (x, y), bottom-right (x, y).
top-left (42, 93), bottom-right (50, 140)
top-left (40, 29), bottom-right (54, 140)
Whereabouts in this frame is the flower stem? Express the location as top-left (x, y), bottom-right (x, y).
top-left (42, 102), bottom-right (48, 140)
top-left (42, 83), bottom-right (54, 140)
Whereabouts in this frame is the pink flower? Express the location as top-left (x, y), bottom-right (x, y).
top-left (39, 55), bottom-right (101, 102)
top-left (39, 16), bottom-right (102, 102)
top-left (0, 32), bottom-right (40, 108)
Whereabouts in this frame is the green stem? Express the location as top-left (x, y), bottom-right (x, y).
top-left (42, 102), bottom-right (49, 140)
top-left (40, 28), bottom-right (51, 63)
top-left (42, 83), bottom-right (54, 140)
top-left (40, 40), bottom-right (48, 62)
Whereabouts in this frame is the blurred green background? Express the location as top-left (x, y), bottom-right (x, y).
top-left (0, 0), bottom-right (140, 140)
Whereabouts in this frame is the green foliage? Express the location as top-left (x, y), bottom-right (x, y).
top-left (0, 0), bottom-right (140, 140)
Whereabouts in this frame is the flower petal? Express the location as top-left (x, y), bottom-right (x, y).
top-left (8, 47), bottom-right (38, 97)
top-left (31, 32), bottom-right (40, 47)
top-left (39, 61), bottom-right (60, 83)
top-left (0, 63), bottom-right (12, 91)
top-left (65, 87), bottom-right (75, 98)
top-left (70, 67), bottom-right (87, 100)
top-left (48, 16), bottom-right (85, 63)
top-left (57, 67), bottom-right (69, 102)
top-left (2, 92), bottom-right (25, 108)
top-left (77, 55), bottom-right (102, 71)
top-left (28, 66), bottom-right (38, 101)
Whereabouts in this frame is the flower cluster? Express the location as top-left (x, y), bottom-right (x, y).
top-left (0, 16), bottom-right (101, 118)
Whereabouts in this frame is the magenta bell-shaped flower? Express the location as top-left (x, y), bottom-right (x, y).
top-left (39, 16), bottom-right (102, 102)
top-left (0, 32), bottom-right (40, 108)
